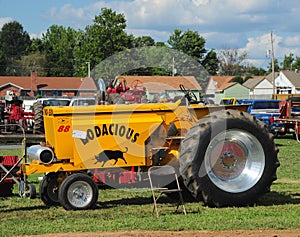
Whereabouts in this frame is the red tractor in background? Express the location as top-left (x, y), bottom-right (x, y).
top-left (0, 91), bottom-right (34, 133)
top-left (107, 77), bottom-right (148, 104)
top-left (278, 96), bottom-right (300, 140)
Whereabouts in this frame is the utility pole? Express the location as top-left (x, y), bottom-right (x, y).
top-left (86, 62), bottom-right (91, 78)
top-left (172, 57), bottom-right (175, 76)
top-left (271, 32), bottom-right (275, 98)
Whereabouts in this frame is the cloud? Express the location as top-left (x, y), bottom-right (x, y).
top-left (45, 4), bottom-right (91, 30)
top-left (244, 34), bottom-right (274, 58)
top-left (241, 33), bottom-right (300, 68)
top-left (0, 17), bottom-right (13, 29)
top-left (126, 28), bottom-right (170, 43)
top-left (284, 36), bottom-right (300, 47)
top-left (30, 0), bottom-right (300, 68)
top-left (46, 0), bottom-right (300, 37)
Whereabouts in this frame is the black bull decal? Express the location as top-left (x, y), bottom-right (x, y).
top-left (94, 147), bottom-right (128, 167)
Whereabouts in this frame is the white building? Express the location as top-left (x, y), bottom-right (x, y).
top-left (243, 77), bottom-right (273, 99)
top-left (274, 70), bottom-right (300, 94)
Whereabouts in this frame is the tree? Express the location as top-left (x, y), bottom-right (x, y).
top-left (16, 52), bottom-right (47, 76)
top-left (282, 53), bottom-right (294, 70)
top-left (167, 29), bottom-right (216, 89)
top-left (0, 21), bottom-right (31, 75)
top-left (42, 25), bottom-right (77, 76)
top-left (87, 8), bottom-right (129, 59)
top-left (231, 75), bottom-right (244, 84)
top-left (201, 49), bottom-right (218, 75)
top-left (292, 57), bottom-right (300, 71)
top-left (0, 45), bottom-right (5, 75)
top-left (132, 36), bottom-right (155, 47)
top-left (73, 30), bottom-right (90, 77)
top-left (218, 47), bottom-right (248, 76)
top-left (28, 38), bottom-right (45, 53)
top-left (168, 29), bottom-right (207, 62)
top-left (246, 66), bottom-right (266, 76)
top-left (74, 8), bottom-right (131, 77)
top-left (155, 42), bottom-right (166, 47)
top-left (168, 29), bottom-right (218, 76)
top-left (267, 58), bottom-right (280, 73)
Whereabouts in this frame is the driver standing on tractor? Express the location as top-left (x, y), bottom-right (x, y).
top-left (107, 78), bottom-right (129, 94)
top-left (116, 78), bottom-right (129, 93)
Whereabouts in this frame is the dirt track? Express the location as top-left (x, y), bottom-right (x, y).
top-left (18, 229), bottom-right (300, 237)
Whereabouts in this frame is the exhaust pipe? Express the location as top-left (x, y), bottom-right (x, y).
top-left (27, 145), bottom-right (55, 164)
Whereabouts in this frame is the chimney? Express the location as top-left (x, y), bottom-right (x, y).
top-left (30, 71), bottom-right (38, 97)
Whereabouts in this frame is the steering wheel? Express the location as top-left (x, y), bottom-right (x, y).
top-left (179, 84), bottom-right (198, 103)
top-left (131, 79), bottom-right (144, 90)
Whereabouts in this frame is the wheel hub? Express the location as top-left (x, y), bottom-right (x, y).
top-left (74, 189), bottom-right (84, 199)
top-left (219, 152), bottom-right (237, 169)
top-left (68, 182), bottom-right (92, 208)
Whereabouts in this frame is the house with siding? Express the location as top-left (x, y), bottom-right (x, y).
top-left (0, 72), bottom-right (97, 98)
top-left (274, 70), bottom-right (300, 94)
top-left (205, 76), bottom-right (250, 103)
top-left (243, 76), bottom-right (272, 99)
top-left (214, 83), bottom-right (250, 104)
top-left (243, 70), bottom-right (300, 100)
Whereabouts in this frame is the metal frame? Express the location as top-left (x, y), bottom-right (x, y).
top-left (148, 165), bottom-right (187, 217)
top-left (0, 124), bottom-right (27, 196)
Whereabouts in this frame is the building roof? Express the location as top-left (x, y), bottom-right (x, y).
top-left (243, 76), bottom-right (266, 89)
top-left (209, 76), bottom-right (235, 92)
top-left (280, 70), bottom-right (300, 87)
top-left (0, 75), bottom-right (97, 91)
top-left (0, 76), bottom-right (30, 89)
top-left (116, 76), bottom-right (201, 93)
top-left (265, 72), bottom-right (279, 83)
top-left (264, 70), bottom-right (300, 87)
top-left (217, 82), bottom-right (237, 91)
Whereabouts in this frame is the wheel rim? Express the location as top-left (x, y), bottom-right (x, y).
top-left (24, 184), bottom-right (36, 199)
top-left (204, 129), bottom-right (265, 193)
top-left (67, 181), bottom-right (93, 208)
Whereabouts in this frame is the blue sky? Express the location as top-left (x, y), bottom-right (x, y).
top-left (1, 0), bottom-right (300, 69)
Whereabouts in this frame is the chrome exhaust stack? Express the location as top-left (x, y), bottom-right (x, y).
top-left (27, 145), bottom-right (55, 164)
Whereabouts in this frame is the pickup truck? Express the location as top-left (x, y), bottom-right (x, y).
top-left (36, 97), bottom-right (97, 107)
top-left (239, 99), bottom-right (284, 135)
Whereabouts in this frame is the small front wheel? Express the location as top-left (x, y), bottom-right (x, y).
top-left (58, 173), bottom-right (98, 210)
top-left (24, 183), bottom-right (36, 199)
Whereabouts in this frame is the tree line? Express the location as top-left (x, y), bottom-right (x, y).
top-left (0, 7), bottom-right (292, 83)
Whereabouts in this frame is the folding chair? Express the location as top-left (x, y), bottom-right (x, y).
top-left (148, 165), bottom-right (187, 217)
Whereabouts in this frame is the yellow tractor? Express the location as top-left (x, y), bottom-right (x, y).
top-left (20, 85), bottom-right (279, 210)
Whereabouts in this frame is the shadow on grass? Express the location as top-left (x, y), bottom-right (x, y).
top-left (257, 191), bottom-right (300, 206)
top-left (97, 195), bottom-right (185, 209)
top-left (0, 205), bottom-right (50, 213)
top-left (96, 190), bottom-right (300, 210)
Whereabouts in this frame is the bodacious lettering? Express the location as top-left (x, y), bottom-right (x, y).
top-left (81, 124), bottom-right (140, 145)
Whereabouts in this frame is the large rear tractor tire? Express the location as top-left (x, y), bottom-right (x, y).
top-left (58, 173), bottom-right (98, 210)
top-left (179, 109), bottom-right (280, 207)
top-left (33, 102), bottom-right (44, 134)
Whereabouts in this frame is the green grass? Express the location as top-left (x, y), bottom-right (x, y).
top-left (1, 137), bottom-right (300, 237)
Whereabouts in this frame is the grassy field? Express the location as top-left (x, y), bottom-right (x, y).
top-left (0, 136), bottom-right (300, 237)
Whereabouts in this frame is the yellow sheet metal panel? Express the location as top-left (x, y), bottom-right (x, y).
top-left (72, 119), bottom-right (163, 168)
top-left (43, 102), bottom-right (180, 169)
top-left (43, 108), bottom-right (74, 160)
